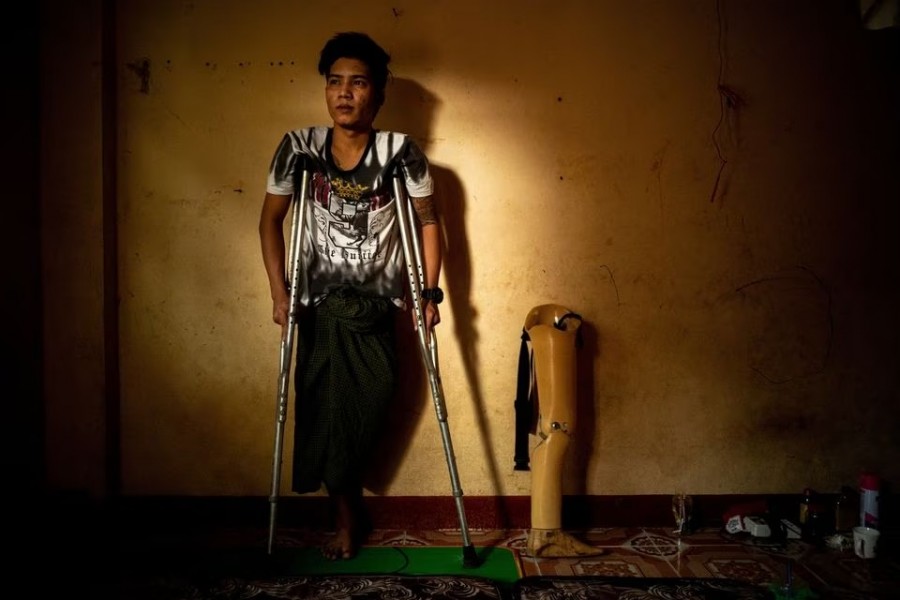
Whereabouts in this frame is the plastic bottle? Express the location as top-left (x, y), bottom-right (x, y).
top-left (799, 488), bottom-right (813, 525)
top-left (834, 487), bottom-right (856, 532)
top-left (805, 503), bottom-right (827, 542)
top-left (859, 473), bottom-right (880, 528)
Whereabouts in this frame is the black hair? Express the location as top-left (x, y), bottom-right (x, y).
top-left (318, 32), bottom-right (391, 104)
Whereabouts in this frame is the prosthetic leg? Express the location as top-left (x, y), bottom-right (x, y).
top-left (523, 305), bottom-right (603, 558)
top-left (392, 172), bottom-right (479, 568)
top-left (267, 157), bottom-right (311, 555)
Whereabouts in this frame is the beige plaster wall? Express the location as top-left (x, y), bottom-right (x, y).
top-left (43, 0), bottom-right (900, 499)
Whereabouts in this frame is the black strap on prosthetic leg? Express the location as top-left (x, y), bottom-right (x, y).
top-left (513, 329), bottom-right (533, 471)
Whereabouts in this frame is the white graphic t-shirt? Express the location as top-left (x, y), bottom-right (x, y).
top-left (266, 127), bottom-right (433, 306)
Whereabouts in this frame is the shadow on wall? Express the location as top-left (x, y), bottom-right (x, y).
top-left (365, 78), bottom-right (507, 514)
top-left (570, 319), bottom-right (599, 497)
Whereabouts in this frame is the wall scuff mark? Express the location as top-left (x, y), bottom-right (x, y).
top-left (126, 58), bottom-right (151, 94)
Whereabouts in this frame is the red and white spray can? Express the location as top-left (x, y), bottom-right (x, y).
top-left (859, 473), bottom-right (880, 528)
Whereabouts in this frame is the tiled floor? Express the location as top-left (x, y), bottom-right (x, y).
top-left (269, 526), bottom-right (898, 599)
top-left (127, 525), bottom-right (900, 599)
top-left (508, 527), bottom-right (897, 596)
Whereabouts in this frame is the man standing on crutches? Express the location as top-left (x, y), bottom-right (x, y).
top-left (258, 32), bottom-right (462, 561)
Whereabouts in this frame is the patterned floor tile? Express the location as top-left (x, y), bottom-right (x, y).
top-left (669, 544), bottom-right (795, 589)
top-left (518, 546), bottom-right (681, 578)
top-left (659, 527), bottom-right (743, 547)
top-left (570, 557), bottom-right (657, 578)
top-left (625, 530), bottom-right (689, 560)
top-left (573, 552), bottom-right (680, 578)
top-left (704, 557), bottom-right (782, 586)
top-left (369, 529), bottom-right (420, 545)
top-left (581, 527), bottom-right (646, 547)
top-left (797, 547), bottom-right (900, 598)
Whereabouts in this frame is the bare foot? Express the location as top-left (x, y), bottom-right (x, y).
top-left (322, 527), bottom-right (356, 560)
top-left (322, 493), bottom-right (363, 560)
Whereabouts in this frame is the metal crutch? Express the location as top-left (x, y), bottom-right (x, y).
top-left (267, 155), bottom-right (312, 555)
top-left (392, 170), bottom-right (480, 568)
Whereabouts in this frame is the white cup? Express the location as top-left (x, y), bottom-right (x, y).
top-left (853, 526), bottom-right (880, 559)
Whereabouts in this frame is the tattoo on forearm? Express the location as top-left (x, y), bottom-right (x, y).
top-left (413, 197), bottom-right (437, 225)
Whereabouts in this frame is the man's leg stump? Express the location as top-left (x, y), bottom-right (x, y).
top-left (524, 304), bottom-right (603, 558)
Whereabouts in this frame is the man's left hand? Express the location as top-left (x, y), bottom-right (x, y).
top-left (411, 300), bottom-right (441, 333)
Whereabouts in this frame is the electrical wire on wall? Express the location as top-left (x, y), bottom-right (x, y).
top-left (709, 0), bottom-right (745, 203)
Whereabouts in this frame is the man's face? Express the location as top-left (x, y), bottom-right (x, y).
top-left (325, 57), bottom-right (379, 131)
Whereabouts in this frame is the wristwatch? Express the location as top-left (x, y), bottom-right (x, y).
top-left (421, 287), bottom-right (444, 304)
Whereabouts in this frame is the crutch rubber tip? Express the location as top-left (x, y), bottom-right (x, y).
top-left (462, 544), bottom-right (481, 568)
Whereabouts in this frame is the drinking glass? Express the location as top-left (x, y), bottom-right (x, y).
top-left (672, 494), bottom-right (693, 536)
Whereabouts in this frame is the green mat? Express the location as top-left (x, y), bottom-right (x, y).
top-left (277, 546), bottom-right (520, 584)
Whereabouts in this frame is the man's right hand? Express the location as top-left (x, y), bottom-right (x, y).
top-left (272, 287), bottom-right (290, 327)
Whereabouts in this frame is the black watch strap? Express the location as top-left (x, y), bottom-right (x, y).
top-left (421, 287), bottom-right (444, 304)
